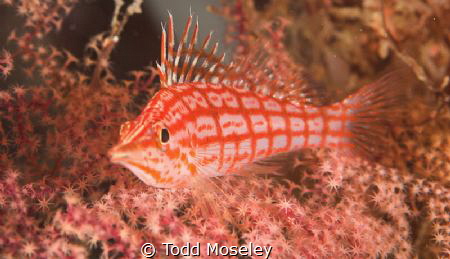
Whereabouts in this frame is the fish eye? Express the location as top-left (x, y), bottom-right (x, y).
top-left (160, 128), bottom-right (170, 143)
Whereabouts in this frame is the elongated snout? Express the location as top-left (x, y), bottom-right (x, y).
top-left (108, 142), bottom-right (138, 163)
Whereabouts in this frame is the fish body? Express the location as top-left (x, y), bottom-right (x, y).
top-left (109, 14), bottom-right (403, 188)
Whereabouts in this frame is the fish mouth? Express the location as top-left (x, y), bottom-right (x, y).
top-left (108, 145), bottom-right (172, 187)
top-left (109, 150), bottom-right (128, 164)
top-left (108, 143), bottom-right (137, 163)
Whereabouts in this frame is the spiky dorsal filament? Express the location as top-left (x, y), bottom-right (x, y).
top-left (157, 13), bottom-right (326, 106)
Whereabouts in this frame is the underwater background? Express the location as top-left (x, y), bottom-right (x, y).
top-left (0, 0), bottom-right (449, 258)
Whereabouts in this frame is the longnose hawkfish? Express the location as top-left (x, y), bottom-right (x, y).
top-left (109, 14), bottom-right (404, 188)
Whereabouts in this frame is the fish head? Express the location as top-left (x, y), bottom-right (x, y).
top-left (109, 111), bottom-right (193, 188)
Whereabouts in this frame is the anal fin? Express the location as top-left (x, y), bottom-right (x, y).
top-left (236, 151), bottom-right (298, 176)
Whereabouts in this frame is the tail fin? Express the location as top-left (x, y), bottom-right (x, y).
top-left (342, 70), bottom-right (409, 160)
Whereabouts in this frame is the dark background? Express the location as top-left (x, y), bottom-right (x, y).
top-left (0, 0), bottom-right (227, 80)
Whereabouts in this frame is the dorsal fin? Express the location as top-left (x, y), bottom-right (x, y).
top-left (157, 13), bottom-right (326, 106)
